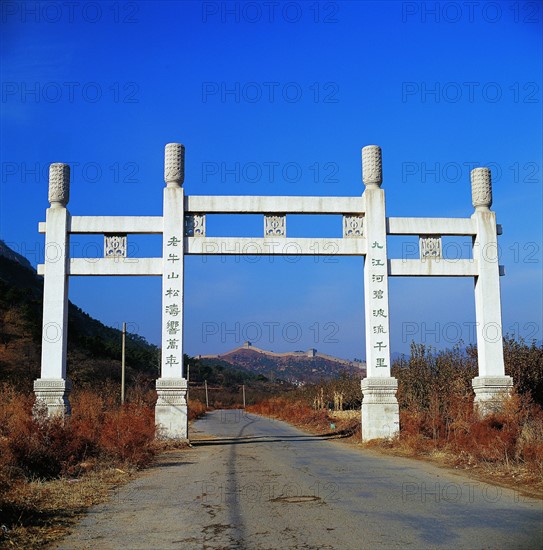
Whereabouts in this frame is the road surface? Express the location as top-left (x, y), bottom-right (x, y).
top-left (56, 410), bottom-right (542, 549)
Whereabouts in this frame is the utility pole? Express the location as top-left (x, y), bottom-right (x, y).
top-left (121, 322), bottom-right (126, 404)
top-left (242, 384), bottom-right (246, 409)
top-left (204, 379), bottom-right (209, 408)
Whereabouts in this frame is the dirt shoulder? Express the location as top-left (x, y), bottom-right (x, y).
top-left (0, 444), bottom-right (189, 550)
top-left (0, 467), bottom-right (137, 549)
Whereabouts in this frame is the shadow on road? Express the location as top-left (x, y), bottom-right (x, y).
top-left (149, 460), bottom-right (196, 469)
top-left (191, 429), bottom-right (357, 446)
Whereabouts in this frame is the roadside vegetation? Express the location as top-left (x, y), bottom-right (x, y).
top-left (0, 336), bottom-right (541, 547)
top-left (248, 336), bottom-right (543, 496)
top-left (0, 384), bottom-right (205, 549)
top-left (0, 353), bottom-right (284, 548)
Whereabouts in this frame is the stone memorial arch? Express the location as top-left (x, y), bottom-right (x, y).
top-left (34, 143), bottom-right (512, 440)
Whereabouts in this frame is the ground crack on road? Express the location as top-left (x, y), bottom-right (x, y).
top-left (270, 495), bottom-right (322, 503)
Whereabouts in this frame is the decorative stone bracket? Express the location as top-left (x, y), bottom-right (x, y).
top-left (343, 215), bottom-right (364, 238)
top-left (104, 234), bottom-right (127, 257)
top-left (264, 214), bottom-right (286, 237)
top-left (419, 235), bottom-right (442, 259)
top-left (185, 214), bottom-right (206, 237)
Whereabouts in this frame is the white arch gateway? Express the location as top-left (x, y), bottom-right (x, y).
top-left (34, 144), bottom-right (512, 440)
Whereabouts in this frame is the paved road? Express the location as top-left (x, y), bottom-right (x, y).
top-left (57, 411), bottom-right (542, 549)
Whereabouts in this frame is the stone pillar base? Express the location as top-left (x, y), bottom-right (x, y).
top-left (33, 378), bottom-right (72, 417)
top-left (472, 375), bottom-right (513, 415)
top-left (155, 378), bottom-right (188, 439)
top-left (361, 377), bottom-right (400, 441)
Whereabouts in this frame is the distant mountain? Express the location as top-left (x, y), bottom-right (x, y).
top-left (199, 342), bottom-right (366, 384)
top-left (0, 240), bottom-right (33, 271)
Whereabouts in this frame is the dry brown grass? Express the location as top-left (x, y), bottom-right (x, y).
top-left (188, 398), bottom-right (207, 421)
top-left (0, 467), bottom-right (136, 548)
top-left (368, 391), bottom-right (543, 494)
top-left (0, 384), bottom-right (207, 548)
top-left (248, 397), bottom-right (360, 439)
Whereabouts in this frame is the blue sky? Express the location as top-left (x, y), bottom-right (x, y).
top-left (1, 1), bottom-right (541, 360)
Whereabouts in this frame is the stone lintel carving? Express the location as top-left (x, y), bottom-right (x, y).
top-left (185, 214), bottom-right (206, 237)
top-left (156, 378), bottom-right (187, 389)
top-left (33, 378), bottom-right (72, 416)
top-left (156, 378), bottom-right (188, 407)
top-left (343, 215), bottom-right (364, 238)
top-left (48, 163), bottom-right (70, 207)
top-left (471, 167), bottom-right (492, 210)
top-left (472, 376), bottom-right (513, 394)
top-left (419, 235), bottom-right (442, 259)
top-left (361, 377), bottom-right (398, 404)
top-left (155, 377), bottom-right (188, 439)
top-left (104, 234), bottom-right (127, 257)
top-left (472, 375), bottom-right (513, 414)
top-left (264, 214), bottom-right (286, 237)
top-left (362, 145), bottom-right (382, 187)
top-left (164, 143), bottom-right (185, 187)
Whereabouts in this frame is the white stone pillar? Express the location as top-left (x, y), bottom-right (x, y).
top-left (155, 143), bottom-right (188, 439)
top-left (360, 146), bottom-right (399, 440)
top-left (470, 168), bottom-right (512, 412)
top-left (34, 163), bottom-right (72, 416)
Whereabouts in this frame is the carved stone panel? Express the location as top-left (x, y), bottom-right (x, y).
top-left (104, 234), bottom-right (127, 258)
top-left (184, 214), bottom-right (206, 237)
top-left (156, 378), bottom-right (188, 407)
top-left (264, 215), bottom-right (286, 237)
top-left (33, 378), bottom-right (72, 416)
top-left (343, 215), bottom-right (364, 238)
top-left (420, 235), bottom-right (442, 259)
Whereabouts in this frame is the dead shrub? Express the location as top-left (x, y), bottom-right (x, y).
top-left (0, 384), bottom-right (161, 485)
top-left (188, 398), bottom-right (206, 421)
top-left (390, 345), bottom-right (543, 477)
top-left (98, 403), bottom-right (156, 467)
top-left (248, 397), bottom-right (336, 433)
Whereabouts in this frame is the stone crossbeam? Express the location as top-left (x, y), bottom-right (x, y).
top-left (185, 237), bottom-right (366, 256)
top-left (39, 216), bottom-right (163, 234)
top-left (38, 258), bottom-right (163, 277)
top-left (388, 259), bottom-right (478, 277)
top-left (386, 217), bottom-right (476, 236)
top-left (185, 195), bottom-right (365, 214)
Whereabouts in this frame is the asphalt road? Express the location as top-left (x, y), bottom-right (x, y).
top-left (56, 410), bottom-right (542, 549)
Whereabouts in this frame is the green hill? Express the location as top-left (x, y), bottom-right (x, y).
top-left (0, 240), bottom-right (159, 391)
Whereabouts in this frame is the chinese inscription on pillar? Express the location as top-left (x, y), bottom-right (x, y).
top-left (162, 233), bottom-right (183, 376)
top-left (369, 240), bottom-right (390, 370)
